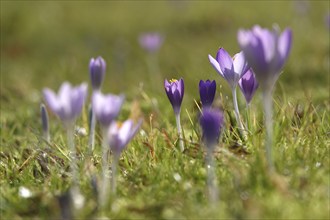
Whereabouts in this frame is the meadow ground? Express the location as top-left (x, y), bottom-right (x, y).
top-left (1, 1), bottom-right (329, 219)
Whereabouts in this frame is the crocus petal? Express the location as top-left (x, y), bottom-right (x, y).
top-left (43, 89), bottom-right (60, 114)
top-left (278, 28), bottom-right (292, 69)
top-left (233, 51), bottom-right (249, 78)
top-left (217, 48), bottom-right (233, 76)
top-left (71, 83), bottom-right (88, 118)
top-left (208, 55), bottom-right (223, 77)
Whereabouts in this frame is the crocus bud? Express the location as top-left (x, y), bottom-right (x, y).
top-left (43, 82), bottom-right (88, 124)
top-left (199, 108), bottom-right (224, 148)
top-left (237, 25), bottom-right (292, 90)
top-left (199, 80), bottom-right (216, 108)
top-left (164, 78), bottom-right (184, 115)
top-left (89, 56), bottom-right (106, 90)
top-left (238, 69), bottom-right (259, 104)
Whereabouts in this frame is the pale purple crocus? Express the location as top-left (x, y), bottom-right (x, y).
top-left (164, 78), bottom-right (185, 152)
top-left (199, 80), bottom-right (216, 108)
top-left (92, 91), bottom-right (125, 128)
top-left (208, 48), bottom-right (249, 89)
top-left (43, 82), bottom-right (88, 125)
top-left (101, 119), bottom-right (142, 203)
top-left (237, 25), bottom-right (292, 90)
top-left (238, 68), bottom-right (259, 105)
top-left (199, 108), bottom-right (224, 203)
top-left (89, 56), bottom-right (106, 91)
top-left (139, 32), bottom-right (164, 53)
top-left (43, 82), bottom-right (88, 207)
top-left (208, 48), bottom-right (249, 134)
top-left (92, 91), bottom-right (125, 208)
top-left (238, 25), bottom-right (292, 171)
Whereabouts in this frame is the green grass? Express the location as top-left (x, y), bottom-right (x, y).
top-left (1, 1), bottom-right (329, 219)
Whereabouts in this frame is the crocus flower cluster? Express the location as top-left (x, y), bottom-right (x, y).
top-left (42, 56), bottom-right (142, 212)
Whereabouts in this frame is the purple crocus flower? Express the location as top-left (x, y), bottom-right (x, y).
top-left (237, 25), bottom-right (292, 90)
top-left (89, 56), bottom-right (106, 90)
top-left (139, 32), bottom-right (164, 53)
top-left (108, 119), bottom-right (142, 156)
top-left (199, 80), bottom-right (216, 108)
top-left (92, 91), bottom-right (125, 128)
top-left (199, 108), bottom-right (224, 147)
top-left (208, 48), bottom-right (249, 89)
top-left (164, 78), bottom-right (184, 115)
top-left (43, 82), bottom-right (88, 123)
top-left (238, 68), bottom-right (259, 104)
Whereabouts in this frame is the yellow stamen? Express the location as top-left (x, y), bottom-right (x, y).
top-left (170, 79), bottom-right (177, 83)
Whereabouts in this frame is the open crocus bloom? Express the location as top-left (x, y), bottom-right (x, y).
top-left (208, 48), bottom-right (249, 89)
top-left (43, 82), bottom-right (88, 123)
top-left (108, 119), bottom-right (143, 155)
top-left (199, 80), bottom-right (216, 108)
top-left (238, 68), bottom-right (259, 104)
top-left (237, 25), bottom-right (292, 90)
top-left (92, 91), bottom-right (125, 127)
top-left (89, 56), bottom-right (106, 90)
top-left (164, 78), bottom-right (184, 115)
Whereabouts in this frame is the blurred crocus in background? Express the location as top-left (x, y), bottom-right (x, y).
top-left (92, 91), bottom-right (125, 207)
top-left (139, 32), bottom-right (164, 53)
top-left (238, 68), bottom-right (259, 105)
top-left (89, 57), bottom-right (106, 151)
top-left (208, 48), bottom-right (249, 134)
top-left (43, 82), bottom-right (88, 208)
top-left (199, 108), bottom-right (224, 203)
top-left (238, 25), bottom-right (292, 171)
top-left (199, 80), bottom-right (216, 109)
top-left (139, 32), bottom-right (164, 91)
top-left (164, 78), bottom-right (185, 152)
top-left (108, 119), bottom-right (142, 196)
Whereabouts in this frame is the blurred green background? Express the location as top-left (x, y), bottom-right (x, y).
top-left (1, 1), bottom-right (329, 106)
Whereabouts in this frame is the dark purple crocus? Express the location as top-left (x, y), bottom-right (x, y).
top-left (43, 82), bottom-right (88, 124)
top-left (238, 68), bottom-right (259, 104)
top-left (164, 78), bottom-right (185, 152)
top-left (92, 91), bottom-right (125, 128)
top-left (164, 78), bottom-right (184, 115)
top-left (237, 25), bottom-right (292, 90)
top-left (89, 56), bottom-right (106, 90)
top-left (199, 80), bottom-right (216, 108)
top-left (139, 32), bottom-right (164, 53)
top-left (199, 108), bottom-right (224, 147)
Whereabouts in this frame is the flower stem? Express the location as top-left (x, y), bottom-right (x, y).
top-left (67, 123), bottom-right (84, 209)
top-left (100, 127), bottom-right (110, 208)
top-left (205, 146), bottom-right (218, 204)
top-left (232, 87), bottom-right (245, 137)
top-left (175, 113), bottom-right (184, 152)
top-left (88, 105), bottom-right (96, 152)
top-left (111, 154), bottom-right (119, 196)
top-left (262, 89), bottom-right (275, 172)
